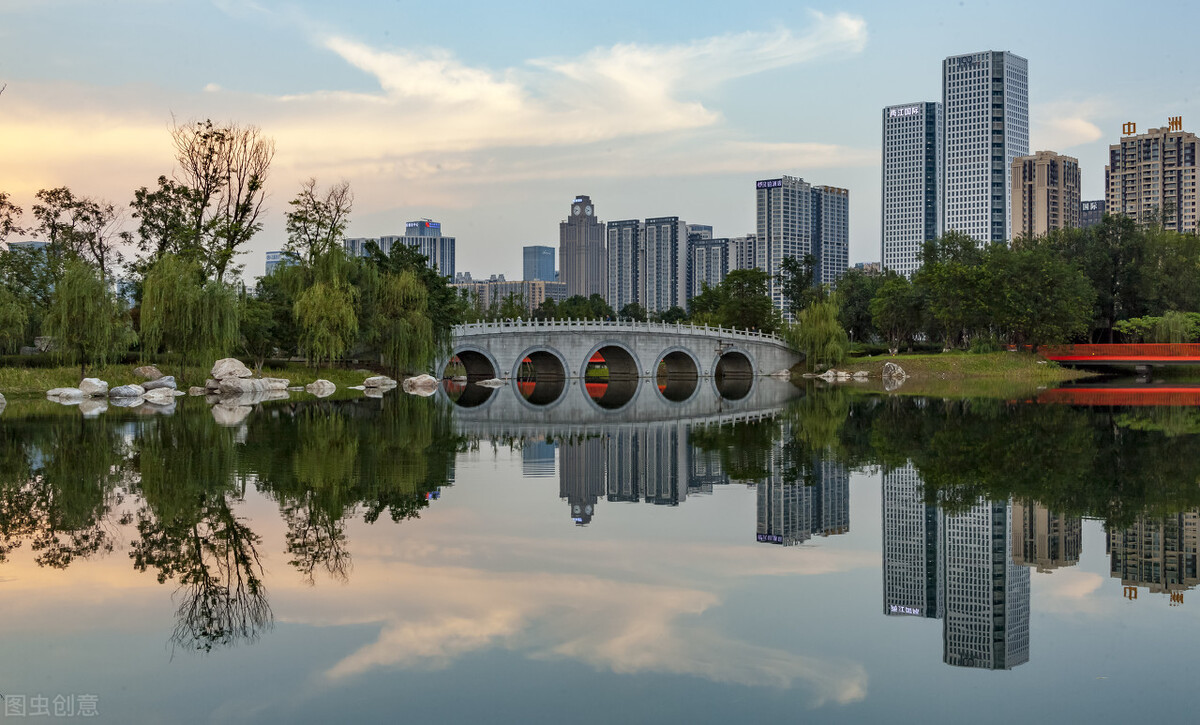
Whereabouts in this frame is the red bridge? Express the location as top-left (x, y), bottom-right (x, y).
top-left (1040, 344), bottom-right (1200, 369)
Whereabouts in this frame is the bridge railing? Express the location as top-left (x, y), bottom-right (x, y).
top-left (1041, 343), bottom-right (1200, 359)
top-left (452, 318), bottom-right (786, 344)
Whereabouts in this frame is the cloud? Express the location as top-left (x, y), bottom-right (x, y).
top-left (1031, 98), bottom-right (1109, 150)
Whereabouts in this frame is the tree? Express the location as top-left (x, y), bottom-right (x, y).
top-left (656, 306), bottom-right (687, 324)
top-left (31, 186), bottom-right (88, 260)
top-left (42, 259), bottom-right (133, 375)
top-left (0, 191), bottom-right (25, 241)
top-left (75, 197), bottom-right (124, 280)
top-left (835, 268), bottom-right (884, 343)
top-left (284, 178), bottom-right (353, 267)
top-left (295, 281), bottom-right (358, 367)
top-left (497, 292), bottom-right (527, 320)
top-left (127, 176), bottom-right (199, 275)
top-left (171, 119), bottom-right (275, 282)
top-left (140, 254), bottom-right (241, 375)
top-left (785, 297), bottom-right (848, 372)
top-left (0, 286), bottom-right (27, 353)
top-left (990, 246), bottom-right (1093, 348)
top-left (619, 302), bottom-right (647, 322)
top-left (720, 268), bottom-right (779, 332)
top-left (778, 254), bottom-right (820, 313)
top-left (558, 294), bottom-right (614, 320)
top-left (377, 271), bottom-right (434, 374)
top-left (871, 276), bottom-right (923, 354)
top-left (366, 241), bottom-right (464, 356)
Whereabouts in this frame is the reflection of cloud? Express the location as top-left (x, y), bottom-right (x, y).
top-left (317, 564), bottom-right (867, 706)
top-left (1034, 569), bottom-right (1106, 615)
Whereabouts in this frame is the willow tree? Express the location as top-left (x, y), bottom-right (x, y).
top-left (377, 270), bottom-right (433, 374)
top-left (786, 297), bottom-right (849, 372)
top-left (43, 259), bottom-right (133, 376)
top-left (294, 281), bottom-right (357, 367)
top-left (140, 253), bottom-right (240, 377)
top-left (0, 286), bottom-right (28, 353)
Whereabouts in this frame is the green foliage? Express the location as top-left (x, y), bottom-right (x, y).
top-left (711, 268), bottom-right (780, 332)
top-left (284, 178), bottom-right (353, 267)
top-left (619, 302), bottom-right (647, 322)
top-left (295, 280), bottom-right (358, 367)
top-left (0, 285), bottom-right (28, 353)
top-left (140, 254), bottom-right (241, 370)
top-left (377, 270), bottom-right (434, 374)
top-left (42, 259), bottom-right (133, 373)
top-left (786, 297), bottom-right (849, 371)
top-left (870, 275), bottom-right (923, 354)
top-left (656, 306), bottom-right (687, 323)
top-left (778, 254), bottom-right (821, 314)
top-left (366, 240), bottom-right (464, 355)
top-left (835, 268), bottom-right (884, 342)
top-left (1113, 311), bottom-right (1200, 343)
top-left (557, 294), bottom-right (615, 320)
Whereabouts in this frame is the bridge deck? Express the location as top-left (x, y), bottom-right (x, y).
top-left (1041, 344), bottom-right (1200, 366)
top-left (453, 319), bottom-right (785, 345)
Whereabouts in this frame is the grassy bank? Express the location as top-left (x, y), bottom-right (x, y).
top-left (0, 362), bottom-right (394, 396)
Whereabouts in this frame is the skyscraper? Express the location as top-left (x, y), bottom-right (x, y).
top-left (607, 219), bottom-right (641, 312)
top-left (523, 245), bottom-right (556, 281)
top-left (881, 102), bottom-right (942, 276)
top-left (560, 195), bottom-right (606, 298)
top-left (689, 237), bottom-right (730, 300)
top-left (1011, 151), bottom-right (1081, 238)
top-left (344, 219), bottom-right (456, 279)
top-left (942, 51), bottom-right (1029, 244)
top-left (1105, 121), bottom-right (1199, 234)
top-left (812, 186), bottom-right (850, 287)
top-left (755, 176), bottom-right (849, 317)
top-left (643, 216), bottom-right (688, 314)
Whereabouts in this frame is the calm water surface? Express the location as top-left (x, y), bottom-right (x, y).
top-left (1, 377), bottom-right (1198, 723)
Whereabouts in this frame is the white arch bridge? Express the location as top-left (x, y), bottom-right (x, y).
top-left (440, 319), bottom-right (802, 407)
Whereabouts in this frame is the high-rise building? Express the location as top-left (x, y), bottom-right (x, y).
top-left (451, 279), bottom-right (567, 316)
top-left (942, 51), bottom-right (1030, 244)
top-left (1011, 151), bottom-right (1081, 238)
top-left (344, 219), bottom-right (456, 279)
top-left (813, 186), bottom-right (850, 286)
top-left (523, 245), bottom-right (556, 281)
top-left (881, 102), bottom-right (942, 277)
top-left (607, 219), bottom-right (642, 313)
top-left (689, 237), bottom-right (730, 299)
top-left (728, 234), bottom-right (759, 272)
top-left (756, 176), bottom-right (813, 316)
top-left (1080, 199), bottom-right (1106, 228)
top-left (643, 216), bottom-right (688, 314)
top-left (1105, 122), bottom-right (1199, 233)
top-left (942, 500), bottom-right (1030, 670)
top-left (264, 250), bottom-right (298, 276)
top-left (686, 224), bottom-right (713, 240)
top-left (1011, 500), bottom-right (1081, 572)
top-left (882, 463), bottom-right (943, 619)
top-left (560, 195), bottom-right (606, 298)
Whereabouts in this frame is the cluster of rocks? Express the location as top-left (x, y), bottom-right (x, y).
top-left (800, 369), bottom-right (870, 382)
top-left (47, 365), bottom-right (186, 412)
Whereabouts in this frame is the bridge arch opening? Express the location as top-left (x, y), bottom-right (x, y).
top-left (516, 350), bottom-right (567, 406)
top-left (442, 379), bottom-right (495, 408)
top-left (656, 350), bottom-right (700, 403)
top-left (715, 351), bottom-right (754, 401)
top-left (584, 345), bottom-right (641, 410)
top-left (443, 350), bottom-right (498, 381)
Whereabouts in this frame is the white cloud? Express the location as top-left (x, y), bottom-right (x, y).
top-left (1031, 98), bottom-right (1109, 150)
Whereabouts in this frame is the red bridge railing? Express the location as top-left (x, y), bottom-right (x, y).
top-left (1040, 344), bottom-right (1200, 360)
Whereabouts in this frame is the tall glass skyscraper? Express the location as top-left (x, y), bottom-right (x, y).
top-left (942, 51), bottom-right (1029, 244)
top-left (523, 245), bottom-right (555, 282)
top-left (881, 102), bottom-right (942, 276)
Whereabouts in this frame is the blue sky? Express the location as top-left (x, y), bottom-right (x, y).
top-left (1, 0), bottom-right (1196, 279)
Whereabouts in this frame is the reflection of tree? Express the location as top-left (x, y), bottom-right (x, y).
top-left (130, 411), bottom-right (272, 652)
top-left (283, 497), bottom-right (350, 585)
top-left (0, 414), bottom-right (130, 568)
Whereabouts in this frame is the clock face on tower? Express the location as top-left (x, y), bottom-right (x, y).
top-left (573, 205), bottom-right (581, 216)
top-left (585, 205), bottom-right (593, 216)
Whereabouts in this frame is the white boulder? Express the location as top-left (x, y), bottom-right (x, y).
top-left (365, 375), bottom-right (398, 388)
top-left (475, 378), bottom-right (506, 388)
top-left (47, 387), bottom-right (85, 402)
top-left (210, 358), bottom-right (253, 380)
top-left (109, 384), bottom-right (146, 398)
top-left (142, 375), bottom-right (177, 391)
top-left (306, 379), bottom-right (336, 398)
top-left (79, 378), bottom-right (109, 397)
top-left (187, 386), bottom-right (207, 396)
top-left (401, 375), bottom-right (438, 395)
top-left (142, 387), bottom-right (176, 405)
top-left (133, 365), bottom-right (163, 381)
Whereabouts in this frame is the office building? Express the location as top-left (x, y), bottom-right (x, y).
top-left (942, 51), bottom-right (1030, 243)
top-left (344, 219), bottom-right (456, 279)
top-left (560, 195), bottom-right (606, 298)
top-left (686, 224), bottom-right (713, 241)
top-left (881, 102), bottom-right (942, 276)
top-left (523, 245), bottom-right (556, 281)
top-left (1011, 151), bottom-right (1081, 238)
top-left (643, 216), bottom-right (688, 314)
top-left (689, 237), bottom-right (730, 299)
top-left (1011, 500), bottom-right (1081, 572)
top-left (942, 500), bottom-right (1030, 670)
top-left (1105, 121), bottom-right (1199, 233)
top-left (728, 234), bottom-right (759, 272)
top-left (813, 186), bottom-right (850, 286)
top-left (1080, 199), bottom-right (1106, 228)
top-left (452, 279), bottom-right (567, 316)
top-left (756, 177), bottom-right (850, 317)
top-left (756, 449), bottom-right (850, 546)
top-left (882, 463), bottom-right (943, 619)
top-left (606, 219), bottom-right (642, 312)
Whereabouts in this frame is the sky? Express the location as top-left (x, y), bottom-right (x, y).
top-left (1, 0), bottom-right (1197, 281)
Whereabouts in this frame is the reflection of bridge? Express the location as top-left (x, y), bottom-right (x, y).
top-left (1042, 344), bottom-right (1200, 370)
top-left (440, 320), bottom-right (803, 391)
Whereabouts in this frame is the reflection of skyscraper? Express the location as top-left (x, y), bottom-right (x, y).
top-left (756, 455), bottom-right (850, 546)
top-left (559, 437), bottom-right (607, 525)
top-left (606, 426), bottom-right (687, 506)
top-left (522, 440), bottom-right (557, 478)
top-left (943, 500), bottom-right (1030, 670)
top-left (882, 463), bottom-right (942, 619)
top-left (1108, 511), bottom-right (1200, 599)
top-left (1012, 500), bottom-right (1081, 572)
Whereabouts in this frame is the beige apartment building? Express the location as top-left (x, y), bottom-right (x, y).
top-left (1105, 122), bottom-right (1199, 233)
top-left (1011, 151), bottom-right (1081, 238)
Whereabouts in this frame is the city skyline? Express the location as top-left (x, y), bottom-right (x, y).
top-left (2, 0), bottom-right (1191, 281)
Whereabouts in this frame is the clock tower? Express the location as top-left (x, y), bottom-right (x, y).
top-left (559, 194), bottom-right (607, 299)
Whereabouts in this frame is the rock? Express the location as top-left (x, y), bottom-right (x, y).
top-left (287, 386), bottom-right (305, 392)
top-left (881, 362), bottom-right (908, 380)
top-left (139, 400), bottom-right (176, 416)
top-left (261, 377), bottom-right (290, 391)
top-left (78, 378), bottom-right (109, 397)
top-left (401, 375), bottom-right (438, 395)
top-left (34, 335), bottom-right (54, 352)
top-left (210, 358), bottom-right (253, 380)
top-left (142, 387), bottom-right (176, 405)
top-left (306, 379), bottom-right (336, 398)
top-left (133, 365), bottom-right (163, 381)
top-left (109, 384), bottom-right (146, 398)
top-left (769, 369), bottom-right (792, 379)
top-left (187, 386), bottom-right (208, 396)
top-left (365, 375), bottom-right (398, 388)
top-left (205, 378), bottom-right (220, 391)
top-left (853, 370), bottom-right (869, 378)
top-left (348, 385), bottom-right (366, 391)
top-left (78, 399), bottom-right (107, 418)
top-left (142, 375), bottom-right (177, 391)
top-left (109, 396), bottom-right (142, 408)
top-left (47, 387), bottom-right (85, 401)
top-left (211, 404), bottom-right (252, 427)
top-left (475, 378), bottom-right (506, 389)
top-left (19, 346), bottom-right (38, 356)
top-left (364, 387), bottom-right (385, 399)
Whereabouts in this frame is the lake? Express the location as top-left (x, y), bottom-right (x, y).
top-left (0, 377), bottom-right (1196, 723)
